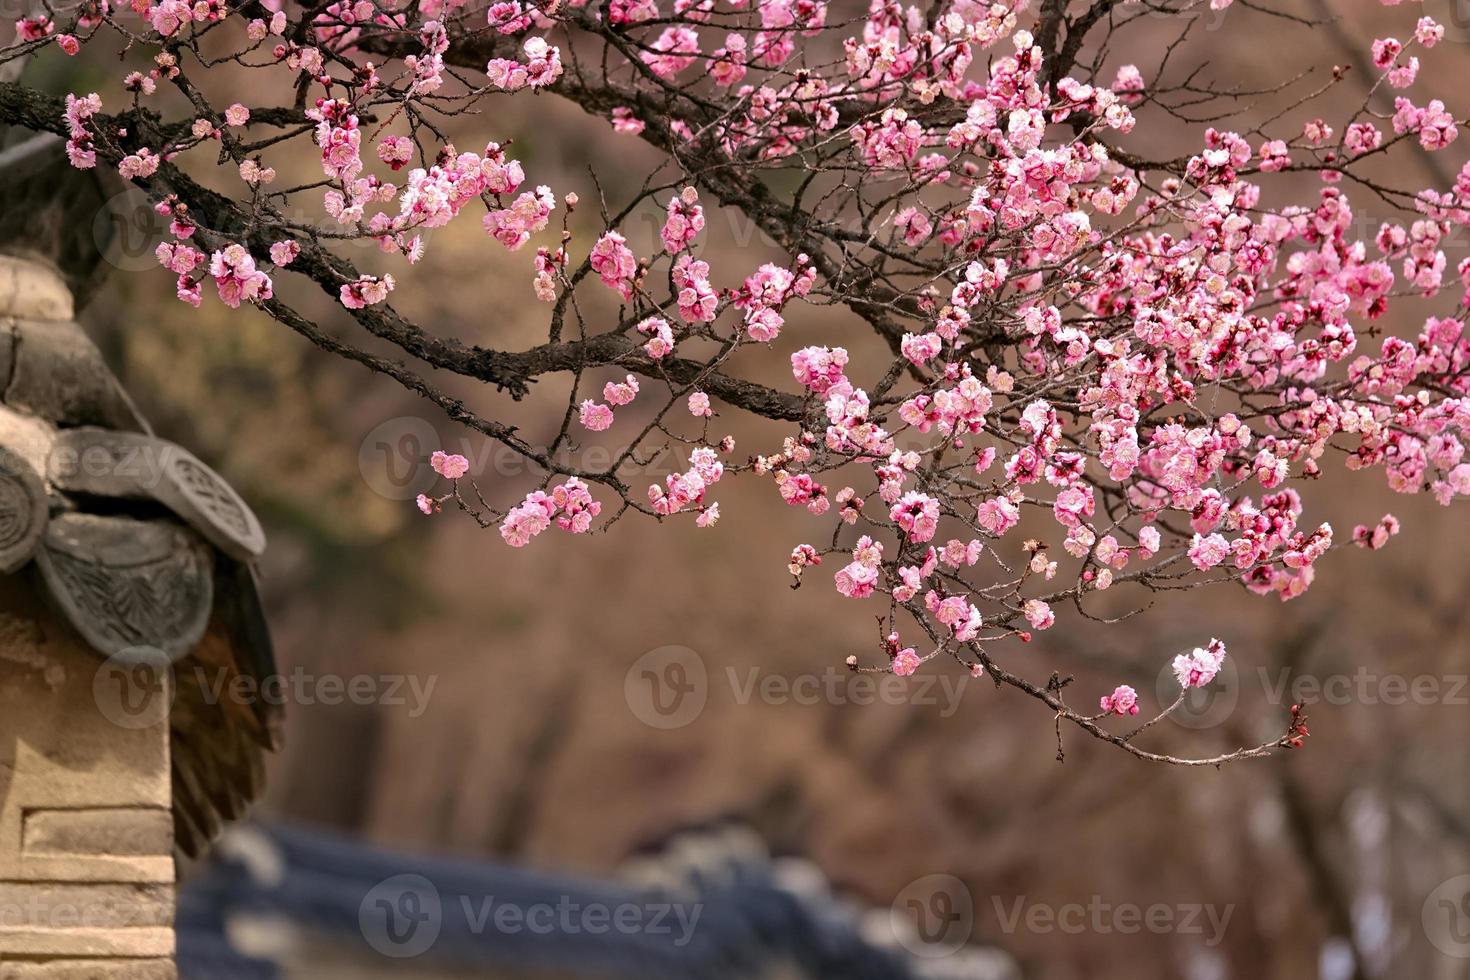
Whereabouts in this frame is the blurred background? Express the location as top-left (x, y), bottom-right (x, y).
top-left (22, 0), bottom-right (1470, 976)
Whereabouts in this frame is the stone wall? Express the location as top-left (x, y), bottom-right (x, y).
top-left (0, 586), bottom-right (175, 978)
top-left (0, 581), bottom-right (176, 980)
top-left (0, 257), bottom-right (175, 978)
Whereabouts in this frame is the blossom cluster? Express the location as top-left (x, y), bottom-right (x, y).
top-left (38, 0), bottom-right (1470, 757)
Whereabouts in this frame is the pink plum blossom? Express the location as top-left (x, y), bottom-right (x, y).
top-left (891, 648), bottom-right (921, 676)
top-left (579, 400), bottom-right (615, 431)
top-left (431, 451), bottom-right (469, 480)
top-left (604, 375), bottom-right (640, 406)
top-left (1100, 685), bottom-right (1140, 716)
top-left (1172, 640), bottom-right (1227, 689)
